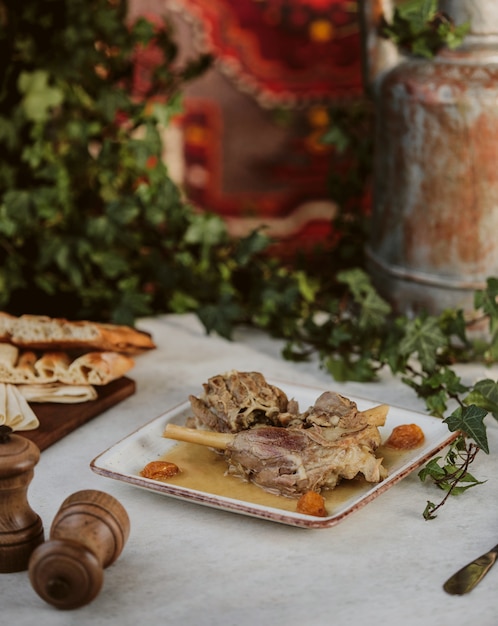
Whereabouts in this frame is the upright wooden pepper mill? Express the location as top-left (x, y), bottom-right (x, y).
top-left (28, 489), bottom-right (130, 610)
top-left (0, 424), bottom-right (44, 573)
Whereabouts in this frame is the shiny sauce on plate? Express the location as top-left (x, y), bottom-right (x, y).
top-left (151, 441), bottom-right (409, 515)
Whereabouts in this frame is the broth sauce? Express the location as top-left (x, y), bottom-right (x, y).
top-left (148, 441), bottom-right (410, 516)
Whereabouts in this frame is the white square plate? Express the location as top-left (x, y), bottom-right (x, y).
top-left (90, 380), bottom-right (457, 529)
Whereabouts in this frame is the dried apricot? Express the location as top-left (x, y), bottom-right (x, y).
top-left (296, 491), bottom-right (328, 517)
top-left (140, 460), bottom-right (180, 480)
top-left (385, 423), bottom-right (425, 450)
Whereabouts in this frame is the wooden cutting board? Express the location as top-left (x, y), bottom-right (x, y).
top-left (22, 377), bottom-right (136, 451)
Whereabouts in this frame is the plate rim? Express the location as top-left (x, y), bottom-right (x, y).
top-left (90, 380), bottom-right (459, 529)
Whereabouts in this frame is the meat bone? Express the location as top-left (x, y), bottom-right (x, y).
top-left (163, 404), bottom-right (389, 449)
top-left (163, 404), bottom-right (389, 498)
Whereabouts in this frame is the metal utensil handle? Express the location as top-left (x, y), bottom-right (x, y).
top-left (443, 544), bottom-right (498, 595)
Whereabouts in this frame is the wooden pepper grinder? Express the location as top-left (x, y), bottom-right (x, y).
top-left (0, 424), bottom-right (44, 573)
top-left (28, 489), bottom-right (130, 610)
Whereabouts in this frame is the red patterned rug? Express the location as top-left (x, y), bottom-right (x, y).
top-left (129, 0), bottom-right (367, 256)
top-left (173, 0), bottom-right (363, 106)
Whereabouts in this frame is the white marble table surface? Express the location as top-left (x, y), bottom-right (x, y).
top-left (3, 313), bottom-right (498, 626)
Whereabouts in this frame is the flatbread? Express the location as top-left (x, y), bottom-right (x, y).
top-left (0, 384), bottom-right (39, 431)
top-left (0, 312), bottom-right (155, 354)
top-left (0, 344), bottom-right (134, 385)
top-left (18, 383), bottom-right (98, 404)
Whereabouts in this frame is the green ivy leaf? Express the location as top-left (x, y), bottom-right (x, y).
top-left (465, 379), bottom-right (498, 420)
top-left (432, 367), bottom-right (468, 394)
top-left (320, 124), bottom-right (350, 153)
top-left (336, 267), bottom-right (371, 299)
top-left (399, 316), bottom-right (447, 371)
top-left (197, 295), bottom-right (243, 340)
top-left (337, 268), bottom-right (391, 328)
top-left (110, 282), bottom-right (153, 326)
top-left (296, 270), bottom-right (319, 304)
top-left (444, 405), bottom-right (489, 453)
top-left (418, 457), bottom-right (445, 482)
top-left (18, 71), bottom-right (64, 122)
top-left (425, 390), bottom-right (449, 418)
top-left (323, 355), bottom-right (377, 383)
top-left (233, 230), bottom-right (272, 266)
top-left (169, 291), bottom-right (199, 313)
top-left (440, 471), bottom-right (484, 495)
top-left (358, 288), bottom-right (392, 329)
top-left (184, 213), bottom-right (227, 248)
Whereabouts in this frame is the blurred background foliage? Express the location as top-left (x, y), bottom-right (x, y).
top-left (0, 0), bottom-right (462, 328)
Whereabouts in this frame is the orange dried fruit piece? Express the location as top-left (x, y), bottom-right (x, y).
top-left (385, 423), bottom-right (425, 450)
top-left (140, 460), bottom-right (180, 480)
top-left (296, 491), bottom-right (328, 517)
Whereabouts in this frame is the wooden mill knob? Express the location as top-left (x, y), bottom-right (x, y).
top-left (0, 425), bottom-right (44, 573)
top-left (28, 489), bottom-right (130, 610)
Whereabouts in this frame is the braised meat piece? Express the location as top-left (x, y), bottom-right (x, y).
top-left (224, 425), bottom-right (387, 497)
top-left (298, 391), bottom-right (363, 428)
top-left (166, 373), bottom-right (390, 499)
top-left (187, 370), bottom-right (298, 433)
top-left (293, 391), bottom-right (386, 452)
top-left (287, 391), bottom-right (386, 431)
top-left (164, 400), bottom-right (389, 498)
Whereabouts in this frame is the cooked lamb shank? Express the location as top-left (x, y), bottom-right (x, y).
top-left (163, 402), bottom-right (389, 498)
top-left (187, 371), bottom-right (376, 434)
top-left (187, 370), bottom-right (298, 433)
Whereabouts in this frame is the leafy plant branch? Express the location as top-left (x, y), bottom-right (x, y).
top-left (419, 438), bottom-right (483, 520)
top-left (381, 0), bottom-right (470, 57)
